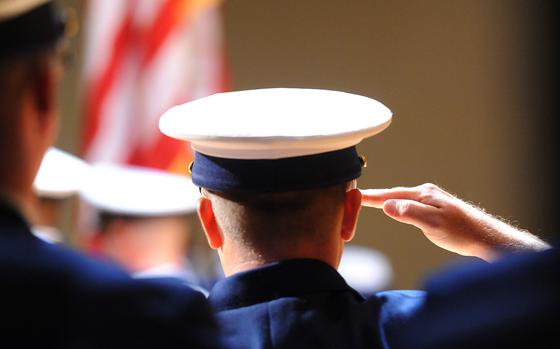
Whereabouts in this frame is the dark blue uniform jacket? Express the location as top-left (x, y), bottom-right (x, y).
top-left (396, 247), bottom-right (560, 349)
top-left (209, 258), bottom-right (425, 349)
top-left (0, 202), bottom-right (220, 348)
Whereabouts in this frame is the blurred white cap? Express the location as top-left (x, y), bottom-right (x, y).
top-left (80, 164), bottom-right (199, 216)
top-left (33, 147), bottom-right (90, 199)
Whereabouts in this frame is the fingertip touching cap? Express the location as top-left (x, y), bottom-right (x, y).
top-left (159, 88), bottom-right (392, 192)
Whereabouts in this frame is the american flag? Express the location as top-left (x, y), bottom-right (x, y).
top-left (82, 0), bottom-right (228, 173)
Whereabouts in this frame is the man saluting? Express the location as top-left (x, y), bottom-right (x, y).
top-left (160, 88), bottom-right (548, 348)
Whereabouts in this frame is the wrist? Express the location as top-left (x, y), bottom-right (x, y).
top-left (473, 211), bottom-right (550, 260)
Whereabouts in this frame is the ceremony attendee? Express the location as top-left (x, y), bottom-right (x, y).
top-left (159, 88), bottom-right (548, 348)
top-left (81, 163), bottom-right (210, 292)
top-left (361, 184), bottom-right (556, 349)
top-left (32, 147), bottom-right (88, 243)
top-left (0, 1), bottom-right (219, 347)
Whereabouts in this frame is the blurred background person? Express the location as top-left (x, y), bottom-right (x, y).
top-left (80, 163), bottom-right (220, 291)
top-left (73, 1), bottom-right (228, 284)
top-left (32, 146), bottom-right (89, 243)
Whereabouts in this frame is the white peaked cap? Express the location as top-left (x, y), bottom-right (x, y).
top-left (159, 88), bottom-right (392, 160)
top-left (338, 245), bottom-right (393, 293)
top-left (80, 164), bottom-right (199, 216)
top-left (0, 0), bottom-right (49, 20)
top-left (33, 147), bottom-right (90, 199)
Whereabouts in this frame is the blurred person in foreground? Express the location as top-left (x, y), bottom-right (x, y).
top-left (159, 88), bottom-right (549, 348)
top-left (361, 185), bottom-right (558, 349)
top-left (32, 147), bottom-right (88, 243)
top-left (0, 1), bottom-right (219, 347)
top-left (81, 163), bottom-right (211, 293)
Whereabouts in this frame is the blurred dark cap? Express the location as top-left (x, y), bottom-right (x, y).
top-left (0, 0), bottom-right (66, 60)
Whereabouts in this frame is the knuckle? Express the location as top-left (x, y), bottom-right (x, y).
top-left (418, 192), bottom-right (434, 204)
top-left (418, 183), bottom-right (444, 205)
top-left (421, 183), bottom-right (439, 191)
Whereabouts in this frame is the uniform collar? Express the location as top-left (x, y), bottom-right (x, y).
top-left (209, 258), bottom-right (363, 311)
top-left (31, 225), bottom-right (63, 243)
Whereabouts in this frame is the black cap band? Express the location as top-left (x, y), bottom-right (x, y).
top-left (192, 146), bottom-right (363, 192)
top-left (0, 2), bottom-right (65, 59)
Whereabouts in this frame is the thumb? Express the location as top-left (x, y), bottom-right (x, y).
top-left (382, 199), bottom-right (438, 230)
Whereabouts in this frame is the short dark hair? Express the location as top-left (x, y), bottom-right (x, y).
top-left (206, 181), bottom-right (353, 252)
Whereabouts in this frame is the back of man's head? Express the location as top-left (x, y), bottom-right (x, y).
top-left (0, 43), bottom-right (59, 156)
top-left (159, 88), bottom-right (392, 275)
top-left (206, 182), bottom-right (351, 257)
top-left (0, 0), bottom-right (66, 121)
top-left (80, 164), bottom-right (201, 272)
top-left (0, 0), bottom-right (67, 214)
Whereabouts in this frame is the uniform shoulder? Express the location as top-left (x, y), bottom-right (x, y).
top-left (374, 289), bottom-right (427, 306)
top-left (371, 290), bottom-right (427, 325)
top-left (364, 290), bottom-right (427, 348)
top-left (374, 289), bottom-right (426, 317)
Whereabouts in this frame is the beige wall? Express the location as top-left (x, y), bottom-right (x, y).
top-left (57, 0), bottom-right (545, 288)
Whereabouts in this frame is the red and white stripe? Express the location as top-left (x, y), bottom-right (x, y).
top-left (82, 0), bottom-right (227, 172)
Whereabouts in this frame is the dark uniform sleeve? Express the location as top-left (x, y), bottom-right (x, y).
top-left (396, 248), bottom-right (560, 349)
top-left (1, 215), bottom-right (222, 349)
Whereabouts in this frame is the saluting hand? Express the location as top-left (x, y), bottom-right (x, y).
top-left (360, 183), bottom-right (549, 261)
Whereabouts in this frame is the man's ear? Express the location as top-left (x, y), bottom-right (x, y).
top-left (32, 60), bottom-right (56, 117)
top-left (197, 197), bottom-right (223, 249)
top-left (341, 188), bottom-right (362, 241)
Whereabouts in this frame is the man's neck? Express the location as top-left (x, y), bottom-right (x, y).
top-left (224, 259), bottom-right (268, 276)
top-left (0, 188), bottom-right (37, 223)
top-left (221, 246), bottom-right (339, 277)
